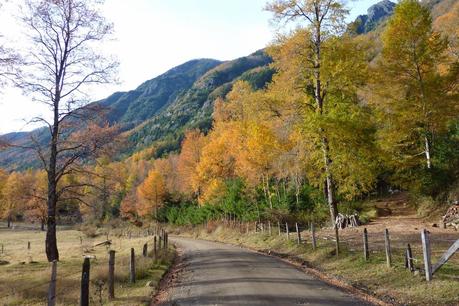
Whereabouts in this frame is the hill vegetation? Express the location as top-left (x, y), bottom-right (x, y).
top-left (0, 0), bottom-right (458, 233)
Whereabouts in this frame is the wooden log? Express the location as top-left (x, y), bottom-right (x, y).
top-left (94, 240), bottom-right (112, 247)
top-left (363, 228), bottom-right (369, 261)
top-left (80, 258), bottom-right (90, 306)
top-left (130, 248), bottom-right (136, 283)
top-left (432, 239), bottom-right (458, 274)
top-left (311, 223), bottom-right (317, 250)
top-left (295, 223), bottom-right (301, 244)
top-left (47, 260), bottom-right (57, 306)
top-left (421, 229), bottom-right (432, 281)
top-left (108, 250), bottom-right (115, 300)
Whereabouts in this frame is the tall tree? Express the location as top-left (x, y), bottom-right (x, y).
top-left (0, 172), bottom-right (25, 228)
top-left (266, 0), bottom-right (353, 225)
top-left (14, 0), bottom-right (118, 261)
top-left (177, 130), bottom-right (207, 197)
top-left (24, 170), bottom-right (48, 231)
top-left (370, 0), bottom-right (459, 183)
top-left (137, 169), bottom-right (166, 219)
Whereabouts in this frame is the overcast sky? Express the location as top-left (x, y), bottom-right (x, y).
top-left (0, 0), bottom-right (381, 135)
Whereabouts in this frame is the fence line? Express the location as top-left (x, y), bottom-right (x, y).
top-left (202, 219), bottom-right (458, 282)
top-left (0, 227), bottom-right (170, 305)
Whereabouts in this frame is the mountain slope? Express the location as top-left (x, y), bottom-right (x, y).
top-left (128, 50), bottom-right (273, 155)
top-left (351, 0), bottom-right (396, 34)
top-left (0, 51), bottom-right (273, 170)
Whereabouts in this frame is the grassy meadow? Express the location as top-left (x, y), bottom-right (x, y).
top-left (0, 224), bottom-right (173, 306)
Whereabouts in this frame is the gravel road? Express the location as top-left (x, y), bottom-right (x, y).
top-left (158, 237), bottom-right (371, 306)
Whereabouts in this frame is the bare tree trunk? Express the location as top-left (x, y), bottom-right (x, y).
top-left (425, 136), bottom-right (431, 169)
top-left (46, 106), bottom-right (59, 262)
top-left (322, 136), bottom-right (338, 226)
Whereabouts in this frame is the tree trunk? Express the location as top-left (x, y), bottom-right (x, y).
top-left (46, 192), bottom-right (59, 261)
top-left (7, 216), bottom-right (11, 228)
top-left (322, 136), bottom-right (338, 226)
top-left (425, 136), bottom-right (432, 169)
top-left (46, 98), bottom-right (60, 262)
top-left (41, 219), bottom-right (45, 231)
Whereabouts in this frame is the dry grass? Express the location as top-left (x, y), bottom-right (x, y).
top-left (173, 223), bottom-right (459, 306)
top-left (0, 224), bottom-right (174, 306)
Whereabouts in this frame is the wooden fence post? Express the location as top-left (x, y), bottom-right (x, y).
top-left (311, 223), bottom-right (317, 250)
top-left (158, 236), bottom-right (162, 252)
top-left (28, 241), bottom-right (30, 250)
top-left (108, 250), bottom-right (115, 300)
top-left (154, 236), bottom-right (157, 258)
top-left (130, 248), bottom-right (136, 283)
top-left (384, 229), bottom-right (392, 268)
top-left (295, 223), bottom-right (301, 244)
top-left (285, 223), bottom-right (289, 240)
top-left (421, 229), bottom-right (432, 281)
top-left (80, 258), bottom-right (90, 306)
top-left (268, 221), bottom-right (272, 236)
top-left (334, 225), bottom-right (340, 256)
top-left (143, 243), bottom-right (148, 257)
top-left (48, 260), bottom-right (57, 306)
top-left (278, 222), bottom-right (281, 236)
top-left (363, 228), bottom-right (369, 261)
top-left (407, 244), bottom-right (414, 271)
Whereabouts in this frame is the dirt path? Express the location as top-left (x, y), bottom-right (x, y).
top-left (156, 237), bottom-right (371, 306)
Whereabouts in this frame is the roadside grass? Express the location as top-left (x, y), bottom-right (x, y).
top-left (0, 226), bottom-right (174, 306)
top-left (173, 224), bottom-right (459, 306)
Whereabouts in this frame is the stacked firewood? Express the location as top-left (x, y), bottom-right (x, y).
top-left (335, 213), bottom-right (360, 229)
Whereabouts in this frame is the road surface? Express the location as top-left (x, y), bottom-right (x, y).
top-left (158, 237), bottom-right (371, 306)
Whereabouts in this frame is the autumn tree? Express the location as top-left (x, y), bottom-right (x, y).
top-left (177, 130), bottom-right (206, 197)
top-left (0, 169), bottom-right (9, 224)
top-left (266, 0), bottom-right (377, 225)
top-left (370, 0), bottom-right (459, 188)
top-left (24, 170), bottom-right (48, 231)
top-left (10, 0), bottom-right (118, 261)
top-left (0, 172), bottom-right (26, 227)
top-left (137, 169), bottom-right (166, 219)
top-left (434, 1), bottom-right (459, 60)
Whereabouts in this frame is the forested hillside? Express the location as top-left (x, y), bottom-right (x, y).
top-left (0, 0), bottom-right (458, 230)
top-left (0, 51), bottom-right (273, 169)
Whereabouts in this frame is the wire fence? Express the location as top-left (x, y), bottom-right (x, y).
top-left (194, 219), bottom-right (459, 281)
top-left (0, 226), bottom-right (170, 305)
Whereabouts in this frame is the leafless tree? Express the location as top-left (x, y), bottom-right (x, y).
top-left (14, 0), bottom-right (118, 261)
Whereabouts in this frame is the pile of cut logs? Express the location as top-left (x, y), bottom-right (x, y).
top-left (335, 213), bottom-right (360, 229)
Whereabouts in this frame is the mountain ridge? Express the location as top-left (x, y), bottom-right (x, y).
top-left (0, 51), bottom-right (273, 170)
